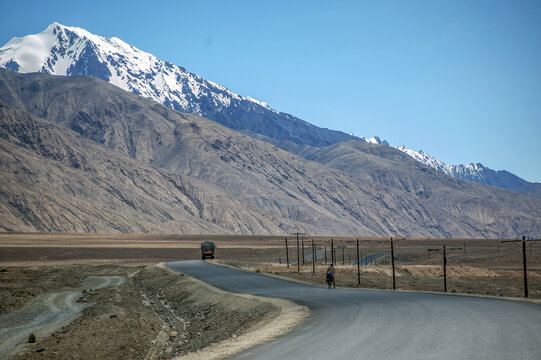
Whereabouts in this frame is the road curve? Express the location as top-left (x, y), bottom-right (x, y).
top-left (166, 261), bottom-right (541, 360)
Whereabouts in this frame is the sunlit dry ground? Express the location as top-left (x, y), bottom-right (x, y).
top-left (1, 233), bottom-right (539, 298)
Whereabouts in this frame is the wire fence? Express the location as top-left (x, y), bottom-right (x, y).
top-left (271, 237), bottom-right (541, 299)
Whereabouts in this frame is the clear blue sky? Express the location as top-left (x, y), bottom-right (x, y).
top-left (1, 0), bottom-right (540, 182)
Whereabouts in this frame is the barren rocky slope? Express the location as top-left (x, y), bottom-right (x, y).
top-left (1, 69), bottom-right (540, 237)
top-left (0, 104), bottom-right (304, 233)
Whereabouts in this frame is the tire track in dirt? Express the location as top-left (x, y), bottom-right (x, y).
top-left (0, 276), bottom-right (125, 358)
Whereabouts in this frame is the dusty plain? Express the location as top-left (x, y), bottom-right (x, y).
top-left (1, 233), bottom-right (540, 359)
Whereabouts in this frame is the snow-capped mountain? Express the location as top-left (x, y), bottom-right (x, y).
top-left (0, 22), bottom-right (258, 112)
top-left (349, 134), bottom-right (389, 146)
top-left (395, 146), bottom-right (541, 198)
top-left (0, 22), bottom-right (352, 147)
top-left (1, 23), bottom-right (538, 198)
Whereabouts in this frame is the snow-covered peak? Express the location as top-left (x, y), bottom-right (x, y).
top-left (362, 136), bottom-right (388, 145)
top-left (0, 22), bottom-right (272, 115)
top-left (348, 133), bottom-right (389, 146)
top-left (0, 24), bottom-right (57, 73)
top-left (450, 163), bottom-right (489, 180)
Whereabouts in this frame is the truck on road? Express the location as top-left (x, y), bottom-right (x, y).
top-left (201, 240), bottom-right (216, 260)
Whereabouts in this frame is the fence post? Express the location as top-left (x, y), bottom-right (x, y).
top-left (302, 237), bottom-right (305, 265)
top-left (324, 247), bottom-right (327, 265)
top-left (523, 236), bottom-right (528, 298)
top-left (391, 238), bottom-right (396, 290)
top-left (312, 239), bottom-right (315, 274)
top-left (356, 238), bottom-right (361, 286)
top-left (443, 245), bottom-right (447, 293)
top-left (342, 247), bottom-right (345, 265)
top-left (331, 239), bottom-right (334, 264)
top-left (297, 234), bottom-right (300, 272)
top-left (285, 237), bottom-right (289, 268)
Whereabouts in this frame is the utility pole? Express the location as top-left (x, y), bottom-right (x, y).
top-left (297, 235), bottom-right (300, 272)
top-left (312, 239), bottom-right (315, 274)
top-left (302, 237), bottom-right (305, 265)
top-left (285, 237), bottom-right (289, 268)
top-left (342, 247), bottom-right (345, 265)
top-left (356, 238), bottom-right (361, 286)
top-left (443, 245), bottom-right (447, 292)
top-left (331, 239), bottom-right (334, 264)
top-left (324, 247), bottom-right (327, 265)
top-left (501, 236), bottom-right (541, 298)
top-left (289, 232), bottom-right (306, 273)
top-left (522, 238), bottom-right (528, 298)
top-left (427, 245), bottom-right (462, 293)
top-left (390, 238), bottom-right (396, 290)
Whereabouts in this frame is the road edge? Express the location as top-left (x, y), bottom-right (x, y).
top-left (212, 261), bottom-right (541, 306)
top-left (156, 262), bottom-right (310, 360)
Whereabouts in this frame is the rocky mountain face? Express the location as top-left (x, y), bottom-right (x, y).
top-left (1, 22), bottom-right (538, 198)
top-left (0, 22), bottom-right (353, 148)
top-left (0, 103), bottom-right (309, 234)
top-left (395, 146), bottom-right (541, 198)
top-left (1, 69), bottom-right (540, 237)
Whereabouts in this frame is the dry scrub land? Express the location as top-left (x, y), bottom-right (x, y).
top-left (1, 234), bottom-right (540, 359)
top-left (0, 265), bottom-right (281, 359)
top-left (231, 237), bottom-right (541, 299)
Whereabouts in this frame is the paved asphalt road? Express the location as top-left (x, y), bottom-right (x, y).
top-left (166, 261), bottom-right (541, 360)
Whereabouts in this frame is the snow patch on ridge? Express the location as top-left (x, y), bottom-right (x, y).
top-left (393, 145), bottom-right (497, 182)
top-left (348, 133), bottom-right (389, 146)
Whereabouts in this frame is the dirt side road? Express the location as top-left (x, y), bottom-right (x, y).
top-left (0, 275), bottom-right (126, 358)
top-left (0, 265), bottom-right (286, 359)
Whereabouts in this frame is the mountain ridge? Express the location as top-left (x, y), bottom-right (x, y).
top-left (0, 22), bottom-right (354, 148)
top-left (1, 22), bottom-right (538, 196)
top-left (1, 69), bottom-right (540, 237)
top-left (0, 101), bottom-right (310, 234)
top-left (395, 145), bottom-right (541, 198)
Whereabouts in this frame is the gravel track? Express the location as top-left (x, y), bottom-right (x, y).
top-left (0, 276), bottom-right (126, 358)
